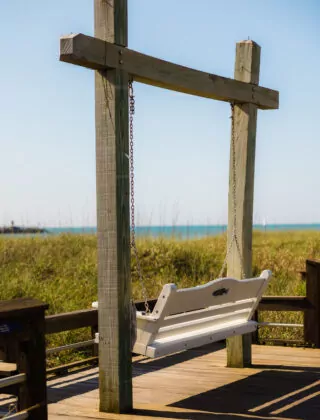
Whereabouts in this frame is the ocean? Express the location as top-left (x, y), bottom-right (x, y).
top-left (41, 224), bottom-right (320, 240)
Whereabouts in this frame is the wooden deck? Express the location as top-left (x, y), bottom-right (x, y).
top-left (2, 343), bottom-right (320, 420)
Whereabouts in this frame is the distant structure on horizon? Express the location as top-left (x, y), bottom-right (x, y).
top-left (0, 220), bottom-right (48, 234)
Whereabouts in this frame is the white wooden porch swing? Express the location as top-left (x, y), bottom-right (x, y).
top-left (92, 81), bottom-right (272, 359)
top-left (94, 271), bottom-right (271, 359)
top-left (60, 0), bottom-right (279, 411)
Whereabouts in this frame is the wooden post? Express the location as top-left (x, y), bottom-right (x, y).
top-left (18, 307), bottom-right (47, 420)
top-left (226, 40), bottom-right (261, 368)
top-left (304, 260), bottom-right (320, 347)
top-left (0, 298), bottom-right (48, 420)
top-left (251, 310), bottom-right (259, 344)
top-left (94, 0), bottom-right (132, 413)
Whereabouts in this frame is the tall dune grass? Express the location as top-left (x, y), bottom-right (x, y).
top-left (0, 231), bottom-right (319, 364)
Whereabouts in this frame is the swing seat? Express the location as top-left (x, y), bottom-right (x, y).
top-left (133, 270), bottom-right (271, 358)
top-left (93, 270), bottom-right (271, 359)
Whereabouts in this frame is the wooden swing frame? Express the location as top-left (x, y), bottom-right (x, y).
top-left (59, 0), bottom-right (279, 413)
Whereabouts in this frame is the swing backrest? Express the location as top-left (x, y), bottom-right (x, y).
top-left (149, 270), bottom-right (271, 331)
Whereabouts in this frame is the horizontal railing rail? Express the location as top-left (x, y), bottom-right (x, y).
top-left (0, 373), bottom-right (26, 389)
top-left (258, 322), bottom-right (304, 328)
top-left (44, 296), bottom-right (310, 336)
top-left (46, 340), bottom-right (94, 355)
top-left (45, 309), bottom-right (97, 334)
top-left (259, 296), bottom-right (310, 311)
top-left (43, 295), bottom-right (311, 364)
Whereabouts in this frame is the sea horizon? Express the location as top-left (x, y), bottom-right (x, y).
top-left (2, 223), bottom-right (320, 239)
top-left (34, 223), bottom-right (320, 240)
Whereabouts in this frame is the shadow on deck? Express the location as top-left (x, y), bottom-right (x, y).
top-left (47, 343), bottom-right (320, 419)
top-left (2, 344), bottom-right (320, 420)
top-left (170, 369), bottom-right (320, 419)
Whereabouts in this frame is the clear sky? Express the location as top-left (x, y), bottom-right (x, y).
top-left (1, 0), bottom-right (320, 227)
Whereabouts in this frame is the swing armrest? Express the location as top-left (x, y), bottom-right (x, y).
top-left (93, 302), bottom-right (159, 322)
top-left (136, 311), bottom-right (159, 322)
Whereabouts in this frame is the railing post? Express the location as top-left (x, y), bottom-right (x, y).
top-left (0, 298), bottom-right (48, 420)
top-left (304, 260), bottom-right (320, 347)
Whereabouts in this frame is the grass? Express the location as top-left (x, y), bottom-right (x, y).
top-left (1, 230), bottom-right (319, 365)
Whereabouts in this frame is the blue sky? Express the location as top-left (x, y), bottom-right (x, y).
top-left (1, 0), bottom-right (320, 227)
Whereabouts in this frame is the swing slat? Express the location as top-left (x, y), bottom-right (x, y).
top-left (133, 270), bottom-right (271, 358)
top-left (93, 270), bottom-right (271, 359)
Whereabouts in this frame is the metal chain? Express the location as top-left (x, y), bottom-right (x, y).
top-left (218, 103), bottom-right (246, 279)
top-left (129, 80), bottom-right (150, 313)
top-left (129, 83), bottom-right (244, 294)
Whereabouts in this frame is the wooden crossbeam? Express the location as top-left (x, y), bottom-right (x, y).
top-left (60, 33), bottom-right (279, 110)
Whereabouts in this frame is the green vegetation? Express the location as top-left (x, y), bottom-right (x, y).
top-left (0, 231), bottom-right (319, 365)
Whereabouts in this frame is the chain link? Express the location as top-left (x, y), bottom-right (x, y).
top-left (218, 103), bottom-right (246, 279)
top-left (129, 80), bottom-right (150, 313)
top-left (129, 82), bottom-right (244, 296)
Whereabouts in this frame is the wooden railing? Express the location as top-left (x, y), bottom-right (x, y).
top-left (45, 309), bottom-right (98, 376)
top-left (258, 260), bottom-right (320, 347)
top-left (0, 260), bottom-right (319, 419)
top-left (3, 260), bottom-right (319, 381)
top-left (43, 260), bottom-right (320, 375)
top-left (46, 309), bottom-right (97, 334)
top-left (44, 295), bottom-right (309, 367)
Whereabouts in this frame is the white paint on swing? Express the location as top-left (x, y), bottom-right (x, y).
top-left (93, 270), bottom-right (271, 359)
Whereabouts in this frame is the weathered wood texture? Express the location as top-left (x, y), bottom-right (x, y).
top-left (46, 357), bottom-right (98, 377)
top-left (17, 314), bottom-right (47, 420)
top-left (0, 298), bottom-right (48, 420)
top-left (45, 344), bottom-right (320, 420)
top-left (60, 33), bottom-right (279, 110)
top-left (0, 362), bottom-right (17, 377)
top-left (304, 260), bottom-right (320, 347)
top-left (46, 309), bottom-right (97, 334)
top-left (0, 298), bottom-right (48, 318)
top-left (227, 41), bottom-right (261, 368)
top-left (0, 373), bottom-right (25, 388)
top-left (94, 0), bottom-right (132, 414)
top-left (259, 296), bottom-right (310, 311)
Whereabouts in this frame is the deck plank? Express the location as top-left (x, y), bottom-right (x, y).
top-left (46, 344), bottom-right (320, 418)
top-left (1, 344), bottom-right (318, 419)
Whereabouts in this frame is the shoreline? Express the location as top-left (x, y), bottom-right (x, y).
top-left (0, 226), bottom-right (48, 234)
